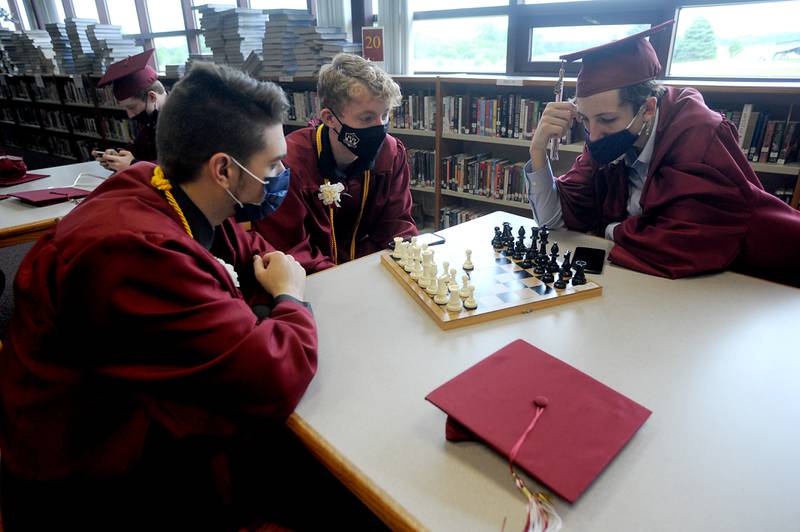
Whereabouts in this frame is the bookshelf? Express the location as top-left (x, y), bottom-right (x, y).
top-left (0, 73), bottom-right (149, 162)
top-left (3, 71), bottom-right (798, 229)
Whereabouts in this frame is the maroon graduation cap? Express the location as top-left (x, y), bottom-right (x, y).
top-left (97, 48), bottom-right (159, 101)
top-left (561, 20), bottom-right (674, 98)
top-left (426, 339), bottom-right (651, 503)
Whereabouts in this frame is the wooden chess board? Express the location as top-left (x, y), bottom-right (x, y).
top-left (380, 244), bottom-right (602, 330)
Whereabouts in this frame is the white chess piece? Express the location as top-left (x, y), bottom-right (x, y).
top-left (463, 285), bottom-right (478, 310)
top-left (463, 249), bottom-right (474, 271)
top-left (418, 249), bottom-right (433, 288)
top-left (433, 276), bottom-right (449, 305)
top-left (459, 274), bottom-right (471, 298)
top-left (442, 261), bottom-right (450, 280)
top-left (404, 244), bottom-right (418, 273)
top-left (448, 267), bottom-right (458, 292)
top-left (391, 237), bottom-right (403, 259)
top-left (397, 241), bottom-right (409, 268)
top-left (410, 246), bottom-right (423, 279)
top-left (446, 288), bottom-right (463, 312)
top-left (425, 263), bottom-right (439, 295)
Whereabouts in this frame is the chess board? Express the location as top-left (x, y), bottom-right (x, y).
top-left (380, 243), bottom-right (602, 330)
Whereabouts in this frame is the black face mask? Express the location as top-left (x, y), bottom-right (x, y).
top-left (584, 106), bottom-right (646, 166)
top-left (132, 101), bottom-right (158, 126)
top-left (330, 110), bottom-right (388, 164)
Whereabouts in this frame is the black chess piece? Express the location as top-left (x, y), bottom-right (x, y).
top-left (572, 260), bottom-right (587, 286)
top-left (554, 272), bottom-right (567, 290)
top-left (520, 246), bottom-right (536, 269)
top-left (533, 262), bottom-right (545, 275)
top-left (561, 250), bottom-right (572, 273)
top-left (538, 240), bottom-right (547, 259)
top-left (513, 238), bottom-right (525, 260)
top-left (541, 271), bottom-right (555, 284)
top-left (550, 241), bottom-right (559, 256)
top-left (547, 252), bottom-right (560, 273)
top-left (492, 226), bottom-right (503, 248)
top-left (502, 222), bottom-right (513, 240)
top-left (518, 226), bottom-right (526, 240)
top-left (539, 225), bottom-right (549, 246)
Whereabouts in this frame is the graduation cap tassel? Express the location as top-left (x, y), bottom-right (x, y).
top-left (509, 396), bottom-right (562, 532)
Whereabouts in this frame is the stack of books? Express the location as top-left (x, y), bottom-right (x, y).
top-left (221, 8), bottom-right (268, 69)
top-left (65, 17), bottom-right (97, 74)
top-left (197, 5), bottom-right (236, 65)
top-left (259, 9), bottom-right (316, 77)
top-left (10, 30), bottom-right (58, 74)
top-left (87, 24), bottom-right (141, 75)
top-left (45, 23), bottom-right (75, 74)
top-left (295, 26), bottom-right (353, 77)
top-left (0, 30), bottom-right (17, 74)
top-left (164, 64), bottom-right (186, 78)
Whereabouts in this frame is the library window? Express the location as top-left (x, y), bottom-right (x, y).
top-left (250, 0), bottom-right (309, 9)
top-left (530, 23), bottom-right (650, 62)
top-left (147, 0), bottom-right (186, 33)
top-left (670, 0), bottom-right (800, 79)
top-left (107, 1), bottom-right (141, 35)
top-left (153, 36), bottom-right (190, 73)
top-left (410, 0), bottom-right (509, 10)
top-left (413, 15), bottom-right (508, 74)
top-left (71, 0), bottom-right (99, 20)
top-left (0, 0), bottom-right (14, 30)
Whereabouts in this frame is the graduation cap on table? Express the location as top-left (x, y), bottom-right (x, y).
top-left (97, 48), bottom-right (159, 101)
top-left (425, 339), bottom-right (652, 506)
top-left (560, 20), bottom-right (675, 98)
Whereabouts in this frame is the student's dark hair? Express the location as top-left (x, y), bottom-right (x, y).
top-left (132, 80), bottom-right (166, 101)
top-left (618, 80), bottom-right (666, 112)
top-left (156, 62), bottom-right (288, 183)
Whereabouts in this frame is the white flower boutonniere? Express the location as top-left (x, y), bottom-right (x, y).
top-left (215, 257), bottom-right (240, 288)
top-left (318, 181), bottom-right (346, 208)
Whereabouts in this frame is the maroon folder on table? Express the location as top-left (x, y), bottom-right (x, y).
top-left (0, 173), bottom-right (49, 187)
top-left (6, 187), bottom-right (90, 206)
top-left (425, 339), bottom-right (651, 503)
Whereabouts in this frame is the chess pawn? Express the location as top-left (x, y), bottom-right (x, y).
top-left (463, 285), bottom-right (478, 310)
top-left (446, 289), bottom-right (463, 312)
top-left (448, 267), bottom-right (459, 292)
top-left (410, 250), bottom-right (423, 280)
top-left (442, 261), bottom-right (450, 279)
top-left (541, 271), bottom-right (555, 284)
top-left (434, 276), bottom-right (450, 304)
top-left (463, 249), bottom-right (474, 270)
top-left (425, 263), bottom-right (440, 295)
top-left (391, 237), bottom-right (403, 259)
top-left (554, 272), bottom-right (567, 290)
top-left (398, 241), bottom-right (410, 268)
top-left (547, 253), bottom-right (560, 273)
top-left (459, 274), bottom-right (471, 298)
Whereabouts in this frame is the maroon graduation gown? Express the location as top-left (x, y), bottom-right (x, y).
top-left (252, 124), bottom-right (418, 273)
top-left (557, 87), bottom-right (800, 287)
top-left (0, 162), bottom-right (318, 524)
top-left (130, 115), bottom-right (158, 162)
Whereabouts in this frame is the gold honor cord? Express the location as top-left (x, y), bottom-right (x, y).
top-left (316, 124), bottom-right (371, 264)
top-left (151, 166), bottom-right (193, 239)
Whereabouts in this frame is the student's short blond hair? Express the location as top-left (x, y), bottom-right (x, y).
top-left (318, 53), bottom-right (402, 114)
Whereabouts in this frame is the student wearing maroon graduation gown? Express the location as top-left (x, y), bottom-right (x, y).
top-left (527, 22), bottom-right (800, 287)
top-left (252, 53), bottom-right (418, 273)
top-left (94, 49), bottom-right (167, 171)
top-left (0, 63), bottom-right (318, 531)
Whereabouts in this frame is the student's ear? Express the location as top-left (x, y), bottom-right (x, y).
top-left (320, 108), bottom-right (337, 129)
top-left (208, 153), bottom-right (234, 187)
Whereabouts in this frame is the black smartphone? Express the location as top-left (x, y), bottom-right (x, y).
top-left (572, 246), bottom-right (607, 274)
top-left (388, 232), bottom-right (446, 249)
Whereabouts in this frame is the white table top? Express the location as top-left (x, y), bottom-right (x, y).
top-left (0, 161), bottom-right (111, 234)
top-left (298, 210), bottom-right (800, 532)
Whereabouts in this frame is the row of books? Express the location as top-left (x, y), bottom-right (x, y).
top-left (391, 92), bottom-right (437, 131)
top-left (728, 104), bottom-right (799, 165)
top-left (285, 90), bottom-right (320, 123)
top-left (99, 116), bottom-right (138, 143)
top-left (40, 109), bottom-right (69, 131)
top-left (63, 80), bottom-right (93, 105)
top-left (441, 152), bottom-right (530, 203)
top-left (442, 94), bottom-right (545, 139)
top-left (439, 206), bottom-right (491, 230)
top-left (773, 187), bottom-right (795, 205)
top-left (407, 148), bottom-right (436, 189)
